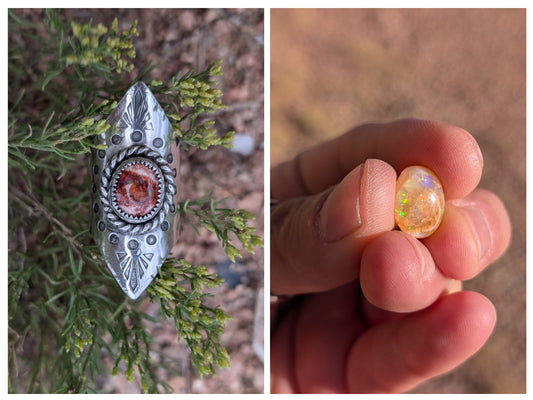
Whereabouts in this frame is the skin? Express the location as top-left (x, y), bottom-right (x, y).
top-left (270, 119), bottom-right (511, 393)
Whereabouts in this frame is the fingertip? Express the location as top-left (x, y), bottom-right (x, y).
top-left (345, 290), bottom-right (496, 393)
top-left (415, 121), bottom-right (483, 199)
top-left (270, 159), bottom-right (397, 295)
top-left (358, 159), bottom-right (397, 236)
top-left (438, 123), bottom-right (484, 199)
top-left (468, 188), bottom-right (512, 267)
top-left (392, 291), bottom-right (496, 391)
top-left (423, 203), bottom-right (481, 280)
top-left (425, 188), bottom-right (512, 280)
top-left (381, 119), bottom-right (484, 199)
top-left (319, 162), bottom-right (365, 242)
top-left (360, 230), bottom-right (447, 313)
top-left (411, 291), bottom-right (497, 360)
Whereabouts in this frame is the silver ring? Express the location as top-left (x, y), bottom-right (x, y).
top-left (90, 82), bottom-right (179, 299)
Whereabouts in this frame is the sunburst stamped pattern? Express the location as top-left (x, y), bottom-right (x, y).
top-left (90, 82), bottom-right (179, 299)
top-left (117, 239), bottom-right (154, 294)
top-left (117, 83), bottom-right (154, 134)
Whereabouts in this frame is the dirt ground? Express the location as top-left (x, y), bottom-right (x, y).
top-left (61, 8), bottom-right (265, 394)
top-left (271, 8), bottom-right (525, 393)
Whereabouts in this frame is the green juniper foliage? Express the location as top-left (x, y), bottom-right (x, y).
top-left (8, 9), bottom-right (262, 393)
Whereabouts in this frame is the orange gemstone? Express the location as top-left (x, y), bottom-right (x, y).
top-left (114, 162), bottom-right (160, 218)
top-left (394, 166), bottom-right (445, 238)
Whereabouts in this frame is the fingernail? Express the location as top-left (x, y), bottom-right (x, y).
top-left (318, 161), bottom-right (365, 242)
top-left (458, 203), bottom-right (493, 264)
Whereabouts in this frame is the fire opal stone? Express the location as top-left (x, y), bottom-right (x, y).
top-left (394, 166), bottom-right (445, 238)
top-left (114, 162), bottom-right (160, 218)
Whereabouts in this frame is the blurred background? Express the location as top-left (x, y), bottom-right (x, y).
top-left (271, 8), bottom-right (525, 393)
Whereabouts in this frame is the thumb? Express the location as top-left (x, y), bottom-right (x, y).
top-left (271, 159), bottom-right (396, 295)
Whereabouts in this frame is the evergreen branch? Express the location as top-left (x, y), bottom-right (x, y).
top-left (147, 259), bottom-right (231, 376)
top-left (148, 60), bottom-right (235, 150)
top-left (10, 186), bottom-right (75, 239)
top-left (179, 195), bottom-right (264, 262)
top-left (8, 9), bottom-right (262, 394)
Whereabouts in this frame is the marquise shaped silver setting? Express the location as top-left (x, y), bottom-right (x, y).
top-left (90, 82), bottom-right (179, 300)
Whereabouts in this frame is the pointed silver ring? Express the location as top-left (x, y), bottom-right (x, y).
top-left (90, 82), bottom-right (179, 299)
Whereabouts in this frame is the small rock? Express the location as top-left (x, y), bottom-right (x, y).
top-left (231, 134), bottom-right (255, 156)
top-left (216, 260), bottom-right (246, 288)
top-left (252, 288), bottom-right (264, 363)
top-left (178, 10), bottom-right (196, 32)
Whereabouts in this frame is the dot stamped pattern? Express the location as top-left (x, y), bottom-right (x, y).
top-left (394, 166), bottom-right (445, 238)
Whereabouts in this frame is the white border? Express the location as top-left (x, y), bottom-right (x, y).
top-left (263, 7), bottom-right (272, 395)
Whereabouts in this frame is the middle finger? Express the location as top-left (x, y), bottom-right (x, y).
top-left (359, 188), bottom-right (511, 313)
top-left (423, 188), bottom-right (512, 280)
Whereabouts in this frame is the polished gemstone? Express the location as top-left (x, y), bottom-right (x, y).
top-left (114, 161), bottom-right (160, 218)
top-left (394, 166), bottom-right (445, 238)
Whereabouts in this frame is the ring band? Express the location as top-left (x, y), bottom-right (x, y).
top-left (90, 82), bottom-right (179, 300)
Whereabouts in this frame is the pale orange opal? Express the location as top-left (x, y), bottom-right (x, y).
top-left (394, 166), bottom-right (445, 238)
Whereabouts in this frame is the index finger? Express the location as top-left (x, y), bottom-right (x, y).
top-left (271, 119), bottom-right (483, 201)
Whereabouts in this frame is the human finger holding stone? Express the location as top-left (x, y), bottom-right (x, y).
top-left (270, 119), bottom-right (511, 393)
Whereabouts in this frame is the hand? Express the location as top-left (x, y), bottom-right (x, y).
top-left (270, 119), bottom-right (511, 393)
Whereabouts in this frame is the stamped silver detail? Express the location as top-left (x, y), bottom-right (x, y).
top-left (90, 81), bottom-right (180, 300)
top-left (98, 146), bottom-right (175, 234)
